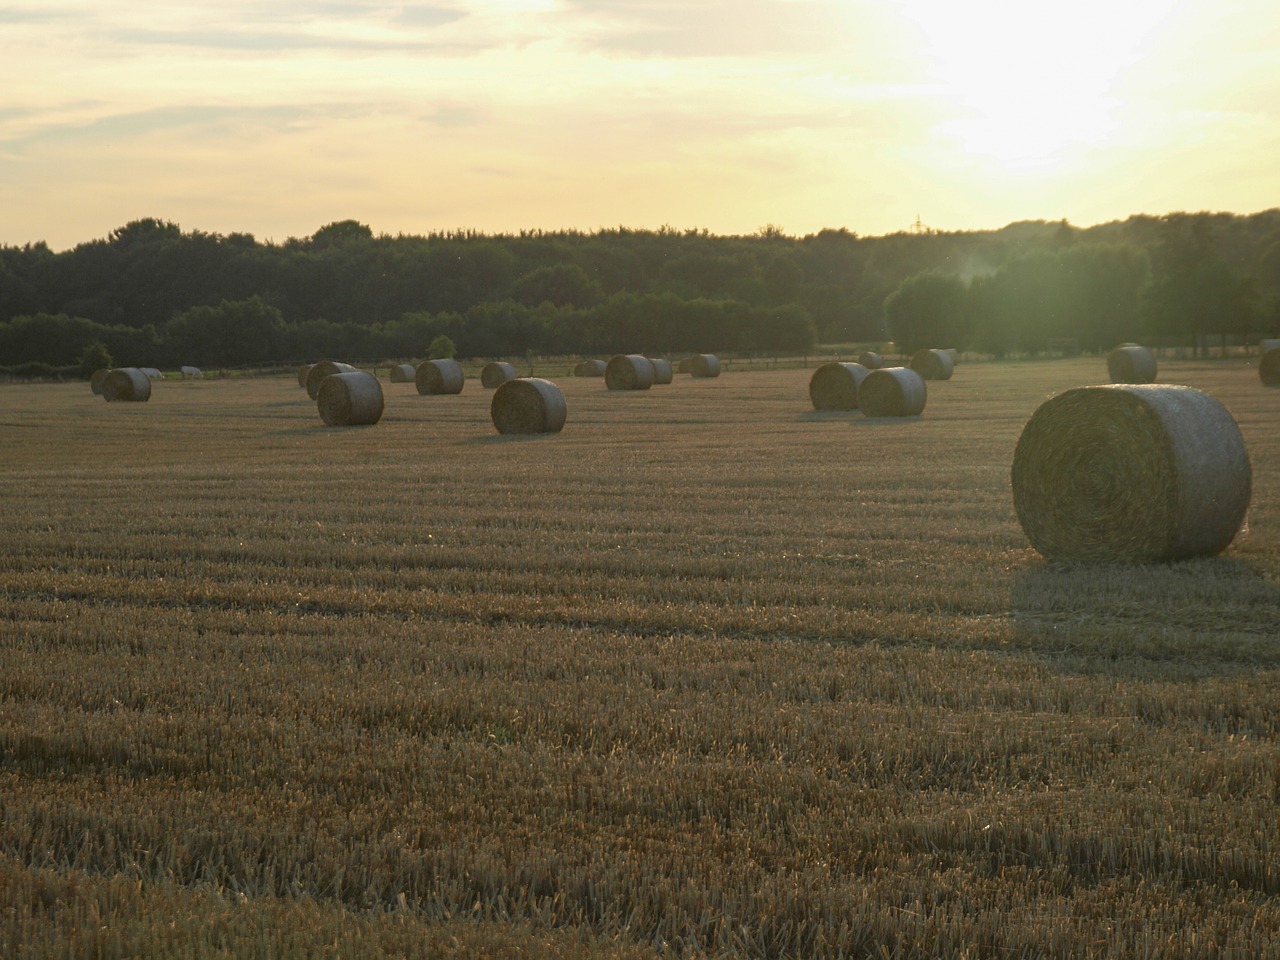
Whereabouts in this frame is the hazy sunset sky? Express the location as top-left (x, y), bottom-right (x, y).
top-left (2, 0), bottom-right (1277, 250)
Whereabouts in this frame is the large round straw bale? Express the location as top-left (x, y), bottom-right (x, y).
top-left (690, 354), bottom-right (721, 378)
top-left (317, 371), bottom-right (384, 426)
top-left (605, 354), bottom-right (655, 390)
top-left (574, 359), bottom-right (606, 377)
top-left (416, 358), bottom-right (465, 395)
top-left (809, 362), bottom-right (870, 411)
top-left (306, 360), bottom-right (357, 399)
top-left (910, 348), bottom-right (954, 381)
top-left (90, 368), bottom-right (109, 395)
top-left (857, 367), bottom-right (926, 417)
top-left (677, 358), bottom-right (693, 373)
top-left (481, 361), bottom-right (518, 388)
top-left (1107, 345), bottom-right (1157, 384)
top-left (1261, 349), bottom-right (1280, 386)
top-left (491, 378), bottom-right (566, 435)
top-left (388, 363), bottom-right (416, 383)
top-left (648, 358), bottom-right (674, 384)
top-left (297, 364), bottom-right (314, 388)
top-left (102, 367), bottom-right (152, 402)
top-left (1011, 384), bottom-right (1250, 563)
top-left (857, 351), bottom-right (883, 370)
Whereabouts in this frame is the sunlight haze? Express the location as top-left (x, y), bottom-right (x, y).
top-left (2, 0), bottom-right (1277, 249)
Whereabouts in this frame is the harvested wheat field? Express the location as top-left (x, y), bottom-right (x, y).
top-left (3, 358), bottom-right (1280, 959)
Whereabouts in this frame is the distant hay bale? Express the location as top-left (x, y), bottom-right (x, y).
top-left (1107, 345), bottom-right (1157, 384)
top-left (1011, 384), bottom-right (1251, 563)
top-left (491, 378), bottom-right (566, 435)
top-left (648, 358), bottom-right (674, 384)
top-left (297, 364), bottom-right (314, 388)
top-left (677, 358), bottom-right (693, 373)
top-left (306, 360), bottom-right (356, 399)
top-left (415, 358), bottom-right (465, 395)
top-left (180, 365), bottom-right (203, 380)
top-left (481, 361), bottom-right (518, 388)
top-left (90, 368), bottom-right (109, 395)
top-left (808, 362), bottom-right (870, 411)
top-left (857, 351), bottom-right (883, 370)
top-left (140, 367), bottom-right (164, 380)
top-left (573, 359), bottom-right (606, 377)
top-left (388, 363), bottom-right (416, 383)
top-left (857, 367), bottom-right (926, 417)
top-left (605, 354), bottom-right (655, 390)
top-left (101, 367), bottom-right (152, 402)
top-left (1260, 348), bottom-right (1280, 386)
top-left (316, 371), bottom-right (384, 426)
top-left (909, 348), bottom-right (954, 381)
top-left (689, 354), bottom-right (721, 378)
top-left (943, 348), bottom-right (959, 365)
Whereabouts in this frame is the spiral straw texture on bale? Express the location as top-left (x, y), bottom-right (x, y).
top-left (481, 361), bottom-right (518, 388)
top-left (690, 354), bottom-right (721, 378)
top-left (388, 363), bottom-right (416, 383)
top-left (491, 378), bottom-right (566, 435)
top-left (1011, 384), bottom-right (1251, 563)
top-left (1107, 345), bottom-right (1157, 384)
top-left (90, 369), bottom-right (109, 395)
top-left (297, 364), bottom-right (314, 388)
top-left (910, 349), bottom-right (954, 381)
top-left (573, 359), bottom-right (606, 377)
top-left (415, 359), bottom-right (465, 395)
top-left (317, 371), bottom-right (385, 426)
top-left (857, 367), bottom-right (926, 417)
top-left (605, 354), bottom-right (655, 391)
top-left (1259, 348), bottom-right (1280, 386)
top-left (306, 361), bottom-right (356, 399)
top-left (808, 362), bottom-right (870, 411)
top-left (102, 368), bottom-right (152, 402)
top-left (857, 351), bottom-right (883, 370)
top-left (649, 358), bottom-right (674, 384)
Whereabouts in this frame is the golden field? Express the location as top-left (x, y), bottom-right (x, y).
top-left (2, 357), bottom-right (1279, 958)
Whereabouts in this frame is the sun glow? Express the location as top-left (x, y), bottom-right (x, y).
top-left (898, 0), bottom-right (1182, 170)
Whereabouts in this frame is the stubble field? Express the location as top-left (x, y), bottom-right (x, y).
top-left (2, 357), bottom-right (1279, 958)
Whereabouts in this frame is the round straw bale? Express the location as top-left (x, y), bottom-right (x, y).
top-left (1011, 384), bottom-right (1251, 562)
top-left (491, 378), bottom-right (566, 434)
top-left (1261, 348), bottom-right (1280, 386)
top-left (809, 361), bottom-right (870, 411)
top-left (573, 359), bottom-right (606, 377)
top-left (297, 364), bottom-right (314, 388)
top-left (101, 367), bottom-right (152, 402)
top-left (90, 368), bottom-right (109, 395)
top-left (1107, 345), bottom-right (1157, 384)
top-left (648, 358), bottom-right (674, 384)
top-left (416, 358), bottom-right (465, 395)
top-left (481, 361), bottom-right (518, 388)
top-left (857, 351), bottom-right (883, 370)
top-left (317, 371), bottom-right (384, 426)
top-left (605, 354), bottom-right (655, 390)
top-left (689, 354), bottom-right (721, 378)
top-left (857, 367), bottom-right (926, 417)
top-left (388, 363), bottom-right (416, 383)
top-left (306, 360), bottom-right (357, 399)
top-left (677, 358), bottom-right (693, 373)
top-left (910, 348), bottom-right (954, 381)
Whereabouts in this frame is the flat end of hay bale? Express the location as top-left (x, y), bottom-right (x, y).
top-left (102, 367), bottom-right (152, 402)
top-left (481, 361), bottom-right (517, 388)
top-left (605, 354), bottom-right (655, 390)
top-left (1011, 384), bottom-right (1250, 562)
top-left (1259, 348), bottom-right (1280, 386)
top-left (689, 354), bottom-right (721, 378)
top-left (416, 359), bottom-right (465, 395)
top-left (909, 348), bottom-right (954, 381)
top-left (306, 360), bottom-right (356, 399)
top-left (809, 362), bottom-right (870, 411)
top-left (491, 378), bottom-right (566, 434)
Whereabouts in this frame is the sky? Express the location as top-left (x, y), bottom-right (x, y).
top-left (2, 0), bottom-right (1279, 250)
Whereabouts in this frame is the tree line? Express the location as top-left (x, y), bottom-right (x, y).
top-left (2, 210), bottom-right (1278, 373)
